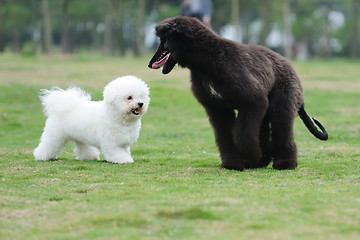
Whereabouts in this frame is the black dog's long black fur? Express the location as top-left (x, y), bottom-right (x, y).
top-left (149, 16), bottom-right (328, 171)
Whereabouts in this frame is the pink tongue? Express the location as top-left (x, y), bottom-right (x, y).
top-left (152, 54), bottom-right (169, 69)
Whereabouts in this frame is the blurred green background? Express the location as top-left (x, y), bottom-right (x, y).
top-left (0, 0), bottom-right (359, 59)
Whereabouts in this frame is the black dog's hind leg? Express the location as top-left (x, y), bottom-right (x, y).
top-left (270, 108), bottom-right (298, 170)
top-left (205, 107), bottom-right (244, 171)
top-left (244, 111), bottom-right (272, 169)
top-left (232, 101), bottom-right (268, 168)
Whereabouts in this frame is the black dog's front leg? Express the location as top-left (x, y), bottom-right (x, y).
top-left (205, 106), bottom-right (244, 171)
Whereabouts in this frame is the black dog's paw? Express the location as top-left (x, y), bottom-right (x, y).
top-left (244, 155), bottom-right (272, 169)
top-left (220, 158), bottom-right (244, 171)
top-left (220, 163), bottom-right (244, 171)
top-left (272, 159), bottom-right (297, 170)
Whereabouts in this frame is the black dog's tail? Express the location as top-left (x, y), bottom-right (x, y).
top-left (298, 104), bottom-right (328, 140)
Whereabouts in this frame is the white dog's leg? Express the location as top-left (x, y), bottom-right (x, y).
top-left (102, 146), bottom-right (134, 164)
top-left (33, 141), bottom-right (67, 161)
top-left (73, 141), bottom-right (100, 161)
top-left (33, 126), bottom-right (67, 161)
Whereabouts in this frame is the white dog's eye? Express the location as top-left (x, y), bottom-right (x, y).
top-left (127, 96), bottom-right (132, 100)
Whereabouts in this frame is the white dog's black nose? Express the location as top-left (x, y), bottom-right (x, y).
top-left (138, 102), bottom-right (144, 108)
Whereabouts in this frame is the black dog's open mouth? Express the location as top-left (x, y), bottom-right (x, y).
top-left (151, 51), bottom-right (170, 69)
top-left (148, 42), bottom-right (177, 74)
top-left (131, 108), bottom-right (141, 115)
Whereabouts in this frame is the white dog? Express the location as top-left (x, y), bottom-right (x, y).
top-left (33, 75), bottom-right (150, 164)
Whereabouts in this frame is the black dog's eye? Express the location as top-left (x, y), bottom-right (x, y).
top-left (127, 96), bottom-right (132, 100)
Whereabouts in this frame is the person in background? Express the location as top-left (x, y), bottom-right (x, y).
top-left (181, 0), bottom-right (213, 26)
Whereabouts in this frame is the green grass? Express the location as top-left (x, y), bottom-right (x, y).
top-left (0, 54), bottom-right (359, 240)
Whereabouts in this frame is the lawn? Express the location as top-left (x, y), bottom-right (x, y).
top-left (0, 53), bottom-right (359, 240)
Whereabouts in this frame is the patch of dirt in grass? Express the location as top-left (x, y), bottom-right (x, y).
top-left (158, 207), bottom-right (220, 220)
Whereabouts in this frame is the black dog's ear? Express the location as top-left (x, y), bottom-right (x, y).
top-left (171, 23), bottom-right (193, 41)
top-left (156, 20), bottom-right (193, 41)
top-left (155, 23), bottom-right (173, 39)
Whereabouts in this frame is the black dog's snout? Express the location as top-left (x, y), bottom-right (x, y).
top-left (138, 102), bottom-right (144, 108)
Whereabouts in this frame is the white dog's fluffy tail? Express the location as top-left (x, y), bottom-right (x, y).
top-left (39, 87), bottom-right (91, 116)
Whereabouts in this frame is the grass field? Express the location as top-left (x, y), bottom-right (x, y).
top-left (0, 53), bottom-right (359, 240)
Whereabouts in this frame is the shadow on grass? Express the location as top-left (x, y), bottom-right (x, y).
top-left (158, 206), bottom-right (220, 220)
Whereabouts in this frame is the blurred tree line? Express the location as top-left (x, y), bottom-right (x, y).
top-left (0, 0), bottom-right (359, 59)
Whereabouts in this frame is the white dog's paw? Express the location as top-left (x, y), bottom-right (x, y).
top-left (106, 157), bottom-right (134, 164)
top-left (33, 147), bottom-right (54, 161)
top-left (76, 155), bottom-right (100, 161)
top-left (34, 155), bottom-right (51, 161)
top-left (75, 149), bottom-right (100, 161)
top-left (74, 143), bottom-right (100, 161)
top-left (104, 151), bottom-right (134, 164)
top-left (102, 147), bottom-right (135, 164)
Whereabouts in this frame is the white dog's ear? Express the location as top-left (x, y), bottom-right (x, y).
top-left (103, 84), bottom-right (116, 104)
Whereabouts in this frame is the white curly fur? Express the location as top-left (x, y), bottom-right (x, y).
top-left (33, 75), bottom-right (150, 164)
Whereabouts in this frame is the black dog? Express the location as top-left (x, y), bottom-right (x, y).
top-left (149, 16), bottom-right (328, 171)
